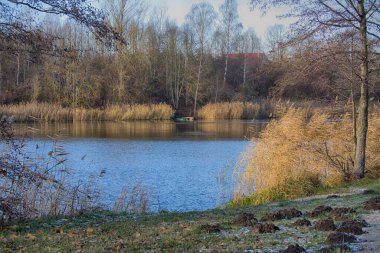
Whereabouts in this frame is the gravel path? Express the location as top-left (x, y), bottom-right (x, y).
top-left (357, 211), bottom-right (380, 252)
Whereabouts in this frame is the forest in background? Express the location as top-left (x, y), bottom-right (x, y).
top-left (2, 0), bottom-right (380, 116)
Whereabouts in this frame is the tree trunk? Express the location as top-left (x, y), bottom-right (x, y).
top-left (194, 57), bottom-right (202, 118)
top-left (16, 52), bottom-right (20, 86)
top-left (351, 88), bottom-right (357, 156)
top-left (243, 53), bottom-right (247, 88)
top-left (223, 54), bottom-right (228, 89)
top-left (215, 76), bottom-right (219, 103)
top-left (353, 1), bottom-right (369, 179)
top-left (350, 33), bottom-right (357, 157)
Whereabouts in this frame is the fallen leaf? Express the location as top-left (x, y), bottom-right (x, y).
top-left (68, 232), bottom-right (77, 238)
top-left (5, 225), bottom-right (18, 231)
top-left (27, 233), bottom-right (36, 240)
top-left (86, 228), bottom-right (94, 234)
top-left (56, 227), bottom-right (64, 234)
top-left (8, 233), bottom-right (18, 239)
top-left (111, 240), bottom-right (125, 251)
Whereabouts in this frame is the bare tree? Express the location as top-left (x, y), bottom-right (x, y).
top-left (242, 28), bottom-right (261, 87)
top-left (219, 0), bottom-right (242, 89)
top-left (265, 24), bottom-right (286, 61)
top-left (186, 1), bottom-right (217, 117)
top-left (105, 0), bottom-right (147, 102)
top-left (251, 0), bottom-right (380, 178)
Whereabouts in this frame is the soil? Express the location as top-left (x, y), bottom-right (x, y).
top-left (279, 244), bottom-right (306, 253)
top-left (341, 220), bottom-right (368, 229)
top-left (364, 197), bottom-right (380, 210)
top-left (252, 223), bottom-right (279, 233)
top-left (314, 219), bottom-right (337, 231)
top-left (233, 212), bottom-right (258, 226)
top-left (337, 224), bottom-right (365, 235)
top-left (306, 205), bottom-right (333, 217)
top-left (329, 207), bottom-right (356, 219)
top-left (326, 195), bottom-right (341, 199)
top-left (261, 208), bottom-right (302, 221)
top-left (325, 232), bottom-right (356, 244)
top-left (198, 223), bottom-right (221, 233)
top-left (293, 219), bottom-right (312, 227)
top-left (363, 189), bottom-right (376, 195)
top-left (331, 207), bottom-right (356, 215)
top-left (318, 245), bottom-right (351, 253)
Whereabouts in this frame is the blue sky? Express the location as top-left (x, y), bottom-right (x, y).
top-left (148, 0), bottom-right (293, 39)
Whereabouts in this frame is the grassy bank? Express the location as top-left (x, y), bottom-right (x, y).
top-left (1, 179), bottom-right (379, 252)
top-left (0, 103), bottom-right (174, 122)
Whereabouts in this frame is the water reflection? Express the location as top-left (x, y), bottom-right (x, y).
top-left (15, 120), bottom-right (266, 140)
top-left (13, 120), bottom-right (266, 211)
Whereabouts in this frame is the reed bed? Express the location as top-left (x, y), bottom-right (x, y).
top-left (197, 102), bottom-right (273, 120)
top-left (0, 103), bottom-right (174, 122)
top-left (232, 108), bottom-right (380, 206)
top-left (196, 100), bottom-right (347, 120)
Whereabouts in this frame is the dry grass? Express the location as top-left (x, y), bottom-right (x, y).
top-left (197, 100), bottom-right (347, 120)
top-left (197, 102), bottom-right (273, 120)
top-left (0, 103), bottom-right (174, 122)
top-left (233, 108), bottom-right (380, 205)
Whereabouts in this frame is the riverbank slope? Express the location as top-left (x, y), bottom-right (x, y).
top-left (1, 179), bottom-right (380, 252)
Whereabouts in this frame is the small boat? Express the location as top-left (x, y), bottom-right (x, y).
top-left (172, 116), bottom-right (195, 122)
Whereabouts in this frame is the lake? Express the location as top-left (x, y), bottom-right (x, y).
top-left (15, 121), bottom-right (266, 212)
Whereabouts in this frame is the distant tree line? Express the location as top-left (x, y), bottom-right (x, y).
top-left (0, 0), bottom-right (379, 113)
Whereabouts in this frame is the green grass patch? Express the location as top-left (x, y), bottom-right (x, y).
top-left (0, 179), bottom-right (379, 252)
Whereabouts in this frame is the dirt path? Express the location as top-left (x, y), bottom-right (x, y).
top-left (295, 188), bottom-right (368, 202)
top-left (357, 211), bottom-right (380, 252)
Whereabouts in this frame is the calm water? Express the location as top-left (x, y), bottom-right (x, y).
top-left (15, 121), bottom-right (265, 211)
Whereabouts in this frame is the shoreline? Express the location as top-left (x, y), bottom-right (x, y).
top-left (1, 179), bottom-right (379, 252)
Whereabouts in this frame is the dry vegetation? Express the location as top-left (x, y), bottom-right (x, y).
top-left (233, 108), bottom-right (380, 206)
top-left (197, 102), bottom-right (273, 120)
top-left (0, 116), bottom-right (149, 224)
top-left (0, 103), bottom-right (174, 122)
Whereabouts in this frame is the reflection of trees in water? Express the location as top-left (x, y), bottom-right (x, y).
top-left (14, 121), bottom-right (267, 140)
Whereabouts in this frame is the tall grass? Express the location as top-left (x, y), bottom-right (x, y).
top-left (231, 108), bottom-right (380, 206)
top-left (197, 102), bottom-right (272, 120)
top-left (0, 103), bottom-right (174, 122)
top-left (197, 100), bottom-right (348, 120)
